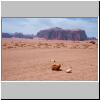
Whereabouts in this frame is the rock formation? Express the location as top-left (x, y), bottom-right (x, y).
top-left (37, 27), bottom-right (88, 41)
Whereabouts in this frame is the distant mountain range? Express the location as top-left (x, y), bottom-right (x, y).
top-left (2, 32), bottom-right (34, 39)
top-left (2, 27), bottom-right (97, 41)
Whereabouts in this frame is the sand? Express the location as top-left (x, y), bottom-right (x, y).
top-left (2, 38), bottom-right (98, 81)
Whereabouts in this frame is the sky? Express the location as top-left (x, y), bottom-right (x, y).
top-left (2, 17), bottom-right (98, 38)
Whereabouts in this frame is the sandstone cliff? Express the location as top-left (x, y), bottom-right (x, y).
top-left (37, 27), bottom-right (88, 41)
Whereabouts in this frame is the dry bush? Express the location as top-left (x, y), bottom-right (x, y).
top-left (21, 43), bottom-right (26, 46)
top-left (89, 41), bottom-right (96, 44)
top-left (70, 45), bottom-right (79, 49)
top-left (37, 43), bottom-right (42, 46)
top-left (83, 44), bottom-right (91, 49)
top-left (7, 45), bottom-right (13, 49)
top-left (14, 43), bottom-right (19, 46)
top-left (2, 43), bottom-right (7, 46)
top-left (55, 43), bottom-right (65, 48)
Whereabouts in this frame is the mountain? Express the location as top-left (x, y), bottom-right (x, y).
top-left (13, 32), bottom-right (24, 38)
top-left (2, 33), bottom-right (13, 38)
top-left (37, 27), bottom-right (88, 41)
top-left (87, 37), bottom-right (97, 40)
top-left (2, 32), bottom-right (34, 39)
top-left (2, 27), bottom-right (97, 41)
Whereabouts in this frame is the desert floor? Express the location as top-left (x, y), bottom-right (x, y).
top-left (2, 38), bottom-right (98, 81)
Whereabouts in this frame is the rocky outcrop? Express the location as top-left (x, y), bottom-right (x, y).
top-left (2, 33), bottom-right (13, 38)
top-left (37, 27), bottom-right (88, 41)
top-left (2, 32), bottom-right (34, 39)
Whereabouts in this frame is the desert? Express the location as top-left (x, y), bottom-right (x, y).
top-left (2, 38), bottom-right (98, 81)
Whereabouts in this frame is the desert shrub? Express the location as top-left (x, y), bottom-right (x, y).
top-left (89, 41), bottom-right (96, 44)
top-left (7, 45), bottom-right (13, 48)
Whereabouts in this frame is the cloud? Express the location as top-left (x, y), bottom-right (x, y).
top-left (2, 17), bottom-right (98, 38)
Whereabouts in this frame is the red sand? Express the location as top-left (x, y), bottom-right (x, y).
top-left (2, 38), bottom-right (98, 81)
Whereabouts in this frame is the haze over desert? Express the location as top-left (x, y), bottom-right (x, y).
top-left (2, 38), bottom-right (98, 81)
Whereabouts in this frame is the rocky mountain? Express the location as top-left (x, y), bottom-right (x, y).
top-left (2, 33), bottom-right (13, 38)
top-left (87, 37), bottom-right (97, 40)
top-left (2, 32), bottom-right (34, 39)
top-left (37, 27), bottom-right (88, 41)
top-left (2, 27), bottom-right (96, 41)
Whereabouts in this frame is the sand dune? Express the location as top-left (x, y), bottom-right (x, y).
top-left (2, 38), bottom-right (98, 81)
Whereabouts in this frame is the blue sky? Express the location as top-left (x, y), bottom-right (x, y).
top-left (2, 18), bottom-right (98, 38)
